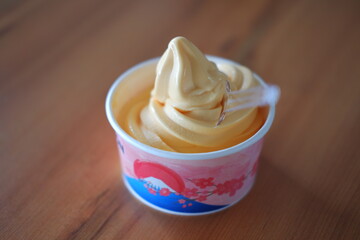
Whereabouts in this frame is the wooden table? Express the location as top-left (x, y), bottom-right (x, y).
top-left (1, 0), bottom-right (359, 239)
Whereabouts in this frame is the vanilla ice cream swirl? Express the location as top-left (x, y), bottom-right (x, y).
top-left (126, 37), bottom-right (265, 153)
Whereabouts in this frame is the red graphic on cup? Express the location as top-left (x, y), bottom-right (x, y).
top-left (134, 159), bottom-right (185, 193)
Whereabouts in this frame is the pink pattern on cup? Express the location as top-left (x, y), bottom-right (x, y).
top-left (116, 135), bottom-right (262, 206)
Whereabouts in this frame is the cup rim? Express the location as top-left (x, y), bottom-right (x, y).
top-left (105, 56), bottom-right (275, 160)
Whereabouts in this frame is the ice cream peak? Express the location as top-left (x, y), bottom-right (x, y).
top-left (152, 37), bottom-right (227, 111)
top-left (123, 36), bottom-right (265, 153)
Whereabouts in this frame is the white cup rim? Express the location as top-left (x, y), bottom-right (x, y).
top-left (105, 56), bottom-right (275, 160)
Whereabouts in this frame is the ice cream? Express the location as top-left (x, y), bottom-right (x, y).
top-left (121, 37), bottom-right (265, 153)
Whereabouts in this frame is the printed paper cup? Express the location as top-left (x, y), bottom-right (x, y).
top-left (106, 56), bottom-right (275, 216)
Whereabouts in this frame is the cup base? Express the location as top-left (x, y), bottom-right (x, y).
top-left (122, 174), bottom-right (254, 216)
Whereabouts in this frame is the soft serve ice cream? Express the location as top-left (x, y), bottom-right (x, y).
top-left (121, 37), bottom-right (265, 153)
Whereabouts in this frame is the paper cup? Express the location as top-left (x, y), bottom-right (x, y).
top-left (106, 56), bottom-right (275, 216)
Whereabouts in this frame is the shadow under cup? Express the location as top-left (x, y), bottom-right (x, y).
top-left (106, 56), bottom-right (275, 216)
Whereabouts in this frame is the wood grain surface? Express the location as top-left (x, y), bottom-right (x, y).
top-left (1, 0), bottom-right (360, 239)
